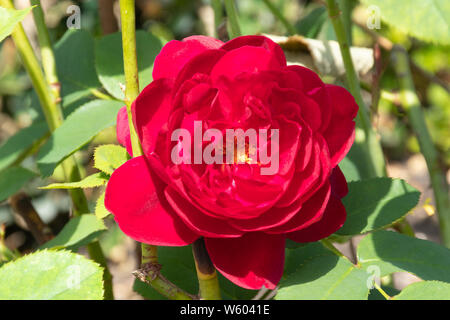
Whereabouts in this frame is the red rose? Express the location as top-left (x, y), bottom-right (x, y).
top-left (105, 35), bottom-right (358, 290)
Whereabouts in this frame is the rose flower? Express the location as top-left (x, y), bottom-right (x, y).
top-left (105, 35), bottom-right (358, 290)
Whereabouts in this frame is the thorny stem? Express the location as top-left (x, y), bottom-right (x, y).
top-left (119, 0), bottom-right (143, 156)
top-left (392, 46), bottom-right (450, 248)
top-left (119, 0), bottom-right (197, 299)
top-left (224, 0), bottom-right (241, 39)
top-left (2, 0), bottom-right (114, 299)
top-left (325, 0), bottom-right (386, 178)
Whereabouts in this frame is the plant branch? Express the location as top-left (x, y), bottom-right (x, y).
top-left (261, 0), bottom-right (296, 35)
top-left (192, 238), bottom-right (221, 300)
top-left (224, 0), bottom-right (241, 39)
top-left (9, 192), bottom-right (54, 245)
top-left (133, 263), bottom-right (198, 300)
top-left (119, 0), bottom-right (143, 156)
top-left (392, 46), bottom-right (450, 248)
top-left (2, 0), bottom-right (114, 299)
top-left (325, 0), bottom-right (386, 178)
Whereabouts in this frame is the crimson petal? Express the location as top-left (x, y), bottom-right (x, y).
top-left (205, 232), bottom-right (285, 289)
top-left (287, 194), bottom-right (346, 242)
top-left (104, 156), bottom-right (199, 246)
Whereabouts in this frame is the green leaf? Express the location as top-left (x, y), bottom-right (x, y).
top-left (394, 281), bottom-right (450, 300)
top-left (360, 0), bottom-right (450, 45)
top-left (337, 178), bottom-right (420, 235)
top-left (54, 29), bottom-right (102, 106)
top-left (41, 172), bottom-right (108, 189)
top-left (40, 215), bottom-right (106, 251)
top-left (0, 6), bottom-right (33, 43)
top-left (37, 99), bottom-right (124, 177)
top-left (275, 243), bottom-right (370, 300)
top-left (94, 144), bottom-right (129, 175)
top-left (357, 230), bottom-right (450, 283)
top-left (0, 167), bottom-right (36, 201)
top-left (95, 191), bottom-right (110, 219)
top-left (0, 250), bottom-right (103, 299)
top-left (0, 121), bottom-right (48, 172)
top-left (295, 6), bottom-right (327, 38)
top-left (95, 31), bottom-right (163, 100)
top-left (338, 156), bottom-right (361, 182)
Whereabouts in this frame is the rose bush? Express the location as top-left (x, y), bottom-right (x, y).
top-left (105, 35), bottom-right (358, 290)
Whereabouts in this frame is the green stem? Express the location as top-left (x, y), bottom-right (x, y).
top-left (192, 238), bottom-right (221, 300)
top-left (261, 0), bottom-right (296, 35)
top-left (211, 0), bottom-right (223, 38)
top-left (224, 0), bottom-right (241, 38)
top-left (338, 0), bottom-right (354, 45)
top-left (325, 0), bottom-right (386, 178)
top-left (119, 0), bottom-right (143, 156)
top-left (373, 282), bottom-right (392, 300)
top-left (119, 0), bottom-right (193, 299)
top-left (392, 46), bottom-right (450, 248)
top-left (3, 0), bottom-right (114, 299)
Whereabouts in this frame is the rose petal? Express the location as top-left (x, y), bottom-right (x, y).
top-left (132, 78), bottom-right (173, 156)
top-left (153, 36), bottom-right (223, 81)
top-left (287, 194), bottom-right (346, 242)
top-left (104, 156), bottom-right (199, 246)
top-left (330, 166), bottom-right (348, 198)
top-left (116, 106), bottom-right (132, 155)
top-left (205, 232), bottom-right (285, 289)
top-left (164, 186), bottom-right (244, 238)
top-left (322, 84), bottom-right (358, 167)
top-left (267, 182), bottom-right (331, 234)
top-left (221, 35), bottom-right (286, 67)
top-left (287, 65), bottom-right (332, 131)
top-left (211, 46), bottom-right (281, 84)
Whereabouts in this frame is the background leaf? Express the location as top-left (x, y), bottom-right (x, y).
top-left (0, 6), bottom-right (33, 43)
top-left (0, 167), bottom-right (36, 201)
top-left (95, 31), bottom-right (163, 100)
top-left (0, 121), bottom-right (48, 172)
top-left (337, 178), bottom-right (420, 235)
top-left (54, 29), bottom-right (102, 106)
top-left (40, 215), bottom-right (106, 251)
top-left (394, 281), bottom-right (450, 300)
top-left (94, 144), bottom-right (129, 175)
top-left (357, 230), bottom-right (450, 283)
top-left (36, 99), bottom-right (123, 176)
top-left (275, 243), bottom-right (370, 300)
top-left (0, 250), bottom-right (104, 299)
top-left (360, 0), bottom-right (450, 45)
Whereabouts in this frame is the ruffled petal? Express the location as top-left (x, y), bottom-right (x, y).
top-left (267, 182), bottom-right (331, 234)
top-left (287, 194), bottom-right (346, 242)
top-left (153, 36), bottom-right (223, 81)
top-left (211, 46), bottom-right (281, 84)
top-left (220, 35), bottom-right (286, 67)
top-left (132, 78), bottom-right (173, 156)
top-left (287, 65), bottom-right (332, 131)
top-left (205, 232), bottom-right (285, 289)
top-left (116, 106), bottom-right (132, 155)
top-left (104, 156), bottom-right (199, 246)
top-left (164, 186), bottom-right (244, 238)
top-left (330, 166), bottom-right (348, 198)
top-left (322, 84), bottom-right (358, 167)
